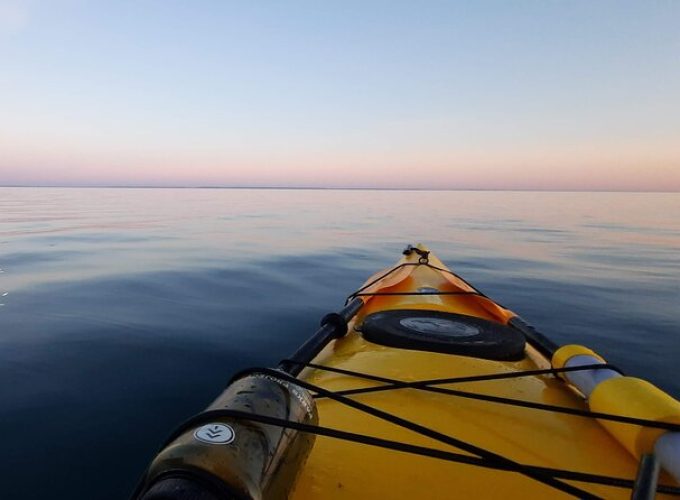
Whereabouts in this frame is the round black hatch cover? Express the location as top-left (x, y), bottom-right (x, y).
top-left (361, 310), bottom-right (526, 360)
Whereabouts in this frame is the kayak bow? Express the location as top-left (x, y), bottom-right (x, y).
top-left (134, 245), bottom-right (680, 500)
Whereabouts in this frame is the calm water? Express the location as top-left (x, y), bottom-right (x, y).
top-left (1, 187), bottom-right (679, 499)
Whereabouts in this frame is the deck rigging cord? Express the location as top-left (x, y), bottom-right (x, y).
top-left (345, 248), bottom-right (506, 307)
top-left (164, 364), bottom-right (680, 498)
top-left (167, 407), bottom-right (680, 497)
top-left (170, 367), bottom-right (595, 499)
top-left (283, 360), bottom-right (680, 432)
top-left (345, 260), bottom-right (488, 303)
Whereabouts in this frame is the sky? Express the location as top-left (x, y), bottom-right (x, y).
top-left (0, 1), bottom-right (679, 190)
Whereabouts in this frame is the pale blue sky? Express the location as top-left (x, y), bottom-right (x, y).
top-left (1, 1), bottom-right (679, 189)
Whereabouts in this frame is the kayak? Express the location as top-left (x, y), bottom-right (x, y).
top-left (133, 245), bottom-right (680, 500)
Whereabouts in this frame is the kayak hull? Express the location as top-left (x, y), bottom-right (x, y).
top-left (290, 246), bottom-right (673, 499)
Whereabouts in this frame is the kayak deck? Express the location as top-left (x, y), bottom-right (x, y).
top-left (134, 245), bottom-right (679, 500)
top-left (290, 248), bottom-right (671, 499)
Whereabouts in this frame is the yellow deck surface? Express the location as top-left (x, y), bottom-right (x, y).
top-left (290, 248), bottom-right (675, 499)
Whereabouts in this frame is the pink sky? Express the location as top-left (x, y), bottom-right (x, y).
top-left (2, 135), bottom-right (678, 191)
top-left (1, 1), bottom-right (679, 191)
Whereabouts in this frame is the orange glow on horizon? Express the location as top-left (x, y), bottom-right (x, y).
top-left (2, 137), bottom-right (678, 191)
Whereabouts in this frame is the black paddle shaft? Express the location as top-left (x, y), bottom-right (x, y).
top-left (508, 316), bottom-right (559, 358)
top-left (279, 298), bottom-right (364, 376)
top-left (631, 454), bottom-right (661, 500)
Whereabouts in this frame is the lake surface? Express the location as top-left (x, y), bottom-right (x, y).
top-left (1, 187), bottom-right (678, 499)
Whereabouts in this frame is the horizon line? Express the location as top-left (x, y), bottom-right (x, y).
top-left (0, 184), bottom-right (679, 193)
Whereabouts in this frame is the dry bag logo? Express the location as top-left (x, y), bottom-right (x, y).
top-left (194, 423), bottom-right (235, 444)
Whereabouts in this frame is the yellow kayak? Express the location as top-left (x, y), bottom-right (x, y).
top-left (134, 245), bottom-right (680, 500)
